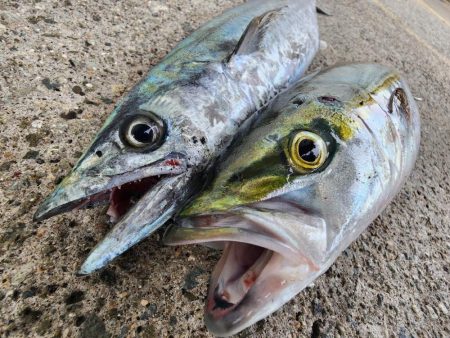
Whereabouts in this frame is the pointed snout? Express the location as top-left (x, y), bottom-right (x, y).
top-left (33, 172), bottom-right (110, 222)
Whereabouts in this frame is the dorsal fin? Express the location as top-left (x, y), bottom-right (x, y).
top-left (316, 6), bottom-right (331, 16)
top-left (226, 9), bottom-right (282, 62)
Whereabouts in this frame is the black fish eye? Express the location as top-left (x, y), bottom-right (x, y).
top-left (124, 115), bottom-right (164, 149)
top-left (298, 138), bottom-right (320, 163)
top-left (131, 123), bottom-right (154, 143)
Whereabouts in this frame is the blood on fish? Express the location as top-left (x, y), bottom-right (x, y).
top-left (165, 159), bottom-right (181, 167)
top-left (244, 271), bottom-right (257, 289)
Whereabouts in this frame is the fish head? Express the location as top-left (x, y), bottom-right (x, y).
top-left (164, 64), bottom-right (420, 336)
top-left (34, 89), bottom-right (205, 273)
top-left (34, 90), bottom-right (199, 220)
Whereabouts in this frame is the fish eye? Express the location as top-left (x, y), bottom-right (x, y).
top-left (288, 131), bottom-right (328, 173)
top-left (124, 115), bottom-right (164, 149)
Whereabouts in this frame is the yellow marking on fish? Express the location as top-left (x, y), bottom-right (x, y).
top-left (182, 193), bottom-right (236, 215)
top-left (182, 177), bottom-right (289, 215)
top-left (373, 74), bottom-right (400, 94)
top-left (241, 176), bottom-right (287, 199)
top-left (329, 111), bottom-right (355, 141)
top-left (284, 103), bottom-right (358, 142)
top-left (165, 226), bottom-right (244, 245)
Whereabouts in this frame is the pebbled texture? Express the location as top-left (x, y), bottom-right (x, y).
top-left (0, 0), bottom-right (449, 337)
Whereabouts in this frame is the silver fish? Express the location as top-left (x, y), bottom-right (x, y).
top-left (33, 0), bottom-right (319, 274)
top-left (164, 64), bottom-right (421, 336)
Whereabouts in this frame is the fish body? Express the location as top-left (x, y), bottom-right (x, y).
top-left (164, 64), bottom-right (420, 336)
top-left (33, 0), bottom-right (319, 274)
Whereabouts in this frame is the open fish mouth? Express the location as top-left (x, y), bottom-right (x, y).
top-left (105, 175), bottom-right (162, 222)
top-left (34, 154), bottom-right (193, 274)
top-left (35, 175), bottom-right (163, 223)
top-left (34, 156), bottom-right (187, 222)
top-left (164, 199), bottom-right (327, 336)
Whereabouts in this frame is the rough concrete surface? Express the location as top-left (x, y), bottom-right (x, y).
top-left (0, 0), bottom-right (449, 337)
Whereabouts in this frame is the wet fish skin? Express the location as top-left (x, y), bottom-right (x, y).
top-left (165, 64), bottom-right (420, 336)
top-left (33, 0), bottom-right (320, 274)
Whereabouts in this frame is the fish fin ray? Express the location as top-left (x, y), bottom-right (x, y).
top-left (316, 6), bottom-right (332, 16)
top-left (226, 8), bottom-right (283, 62)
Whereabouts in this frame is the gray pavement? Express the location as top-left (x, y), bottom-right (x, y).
top-left (0, 0), bottom-right (449, 337)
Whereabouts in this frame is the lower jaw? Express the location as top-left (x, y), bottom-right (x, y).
top-left (204, 244), bottom-right (329, 337)
top-left (206, 242), bottom-right (274, 319)
top-left (203, 244), bottom-right (280, 337)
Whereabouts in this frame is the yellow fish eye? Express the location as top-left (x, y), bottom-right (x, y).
top-left (288, 131), bottom-right (328, 173)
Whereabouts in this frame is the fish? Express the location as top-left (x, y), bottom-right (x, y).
top-left (33, 0), bottom-right (320, 274)
top-left (164, 63), bottom-right (421, 336)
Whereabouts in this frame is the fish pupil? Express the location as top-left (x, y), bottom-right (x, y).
top-left (131, 123), bottom-right (154, 143)
top-left (298, 139), bottom-right (319, 163)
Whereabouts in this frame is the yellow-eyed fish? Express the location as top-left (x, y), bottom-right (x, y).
top-left (164, 64), bottom-right (421, 336)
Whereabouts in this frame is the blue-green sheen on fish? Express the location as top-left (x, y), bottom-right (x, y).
top-left (33, 0), bottom-right (320, 274)
top-left (164, 64), bottom-right (420, 336)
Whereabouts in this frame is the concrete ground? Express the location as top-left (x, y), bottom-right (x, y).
top-left (0, 0), bottom-right (449, 337)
